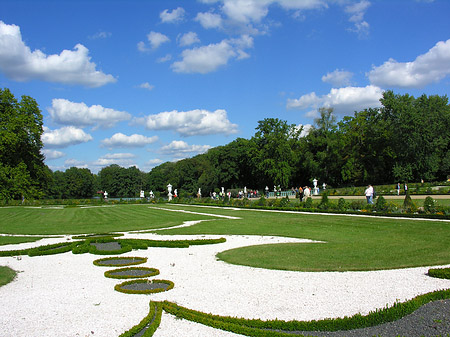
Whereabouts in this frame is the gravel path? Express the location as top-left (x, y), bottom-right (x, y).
top-left (1, 233), bottom-right (450, 337)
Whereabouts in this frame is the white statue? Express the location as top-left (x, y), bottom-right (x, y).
top-left (198, 188), bottom-right (201, 198)
top-left (167, 183), bottom-right (173, 201)
top-left (104, 191), bottom-right (108, 199)
top-left (140, 190), bottom-right (145, 198)
top-left (313, 179), bottom-right (319, 195)
top-left (149, 190), bottom-right (154, 198)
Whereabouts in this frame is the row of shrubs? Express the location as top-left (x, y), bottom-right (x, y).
top-left (327, 181), bottom-right (450, 196)
top-left (119, 301), bottom-right (162, 337)
top-left (172, 194), bottom-right (450, 218)
top-left (0, 237), bottom-right (227, 257)
top-left (160, 286), bottom-right (450, 336)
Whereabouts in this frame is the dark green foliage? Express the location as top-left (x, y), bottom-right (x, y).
top-left (423, 196), bottom-right (436, 214)
top-left (375, 196), bottom-right (388, 212)
top-left (0, 88), bottom-right (49, 200)
top-left (428, 267), bottom-right (450, 280)
top-left (114, 279), bottom-right (174, 295)
top-left (304, 197), bottom-right (313, 208)
top-left (318, 193), bottom-right (329, 210)
top-left (118, 301), bottom-right (162, 337)
top-left (337, 198), bottom-right (347, 211)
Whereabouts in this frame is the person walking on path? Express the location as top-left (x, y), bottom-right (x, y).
top-left (365, 185), bottom-right (374, 204)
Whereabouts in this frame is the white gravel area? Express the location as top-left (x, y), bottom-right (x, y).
top-left (1, 232), bottom-right (450, 337)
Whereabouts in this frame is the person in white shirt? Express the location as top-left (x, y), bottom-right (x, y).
top-left (364, 185), bottom-right (374, 204)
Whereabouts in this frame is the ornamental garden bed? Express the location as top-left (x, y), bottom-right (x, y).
top-left (105, 267), bottom-right (159, 279)
top-left (93, 256), bottom-right (147, 267)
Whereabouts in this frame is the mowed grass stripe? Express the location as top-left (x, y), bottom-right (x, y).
top-left (153, 205), bottom-right (450, 271)
top-left (0, 205), bottom-right (213, 235)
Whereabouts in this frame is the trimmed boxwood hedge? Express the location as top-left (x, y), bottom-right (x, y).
top-left (93, 256), bottom-right (148, 267)
top-left (428, 267), bottom-right (450, 280)
top-left (118, 301), bottom-right (162, 337)
top-left (114, 279), bottom-right (174, 295)
top-left (104, 266), bottom-right (160, 279)
top-left (0, 237), bottom-right (227, 257)
top-left (160, 289), bottom-right (450, 336)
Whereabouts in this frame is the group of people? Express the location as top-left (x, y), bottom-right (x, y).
top-left (292, 186), bottom-right (312, 202)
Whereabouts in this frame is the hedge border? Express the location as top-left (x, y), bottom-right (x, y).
top-left (114, 279), bottom-right (174, 295)
top-left (104, 267), bottom-right (160, 279)
top-left (93, 256), bottom-right (147, 267)
top-left (428, 267), bottom-right (450, 280)
top-left (0, 237), bottom-right (226, 257)
top-left (118, 301), bottom-right (162, 337)
top-left (160, 289), bottom-right (450, 336)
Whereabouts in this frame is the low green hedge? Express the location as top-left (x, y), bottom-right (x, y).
top-left (428, 267), bottom-right (450, 280)
top-left (161, 289), bottom-right (450, 336)
top-left (115, 279), bottom-right (174, 295)
top-left (118, 301), bottom-right (162, 337)
top-left (0, 237), bottom-right (227, 257)
top-left (104, 266), bottom-right (160, 279)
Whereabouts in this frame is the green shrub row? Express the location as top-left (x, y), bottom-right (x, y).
top-left (175, 195), bottom-right (450, 219)
top-left (161, 289), bottom-right (450, 336)
top-left (93, 256), bottom-right (148, 267)
top-left (0, 241), bottom-right (79, 257)
top-left (428, 267), bottom-right (450, 280)
top-left (118, 301), bottom-right (162, 337)
top-left (114, 279), bottom-right (174, 295)
top-left (104, 267), bottom-right (160, 279)
top-left (0, 237), bottom-right (227, 258)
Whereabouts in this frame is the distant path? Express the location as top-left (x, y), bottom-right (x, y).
top-left (268, 194), bottom-right (449, 200)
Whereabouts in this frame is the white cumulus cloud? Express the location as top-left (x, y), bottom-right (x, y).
top-left (48, 98), bottom-right (131, 129)
top-left (136, 109), bottom-right (238, 136)
top-left (368, 39), bottom-right (450, 88)
top-left (160, 7), bottom-right (186, 23)
top-left (322, 69), bottom-right (354, 87)
top-left (161, 140), bottom-right (211, 156)
top-left (101, 133), bottom-right (158, 148)
top-left (172, 35), bottom-right (253, 74)
top-left (147, 31), bottom-right (170, 49)
top-left (345, 0), bottom-right (371, 37)
top-left (42, 149), bottom-right (65, 160)
top-left (93, 153), bottom-right (137, 167)
top-left (287, 85), bottom-right (383, 115)
top-left (139, 82), bottom-right (155, 90)
top-left (195, 12), bottom-right (223, 29)
top-left (42, 126), bottom-right (93, 148)
top-left (0, 21), bottom-right (116, 87)
top-left (178, 32), bottom-right (201, 47)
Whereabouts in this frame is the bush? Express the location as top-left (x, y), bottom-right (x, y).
top-left (403, 194), bottom-right (417, 213)
top-left (304, 197), bottom-right (313, 209)
top-left (337, 198), bottom-right (347, 211)
top-left (428, 267), bottom-right (450, 280)
top-left (423, 196), bottom-right (436, 214)
top-left (318, 194), bottom-right (329, 210)
top-left (375, 196), bottom-right (388, 212)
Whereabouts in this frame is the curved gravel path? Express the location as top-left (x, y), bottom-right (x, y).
top-left (1, 232), bottom-right (450, 337)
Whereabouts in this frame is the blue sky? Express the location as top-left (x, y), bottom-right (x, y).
top-left (1, 0), bottom-right (449, 173)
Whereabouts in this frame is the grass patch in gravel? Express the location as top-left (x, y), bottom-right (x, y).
top-left (0, 266), bottom-right (16, 287)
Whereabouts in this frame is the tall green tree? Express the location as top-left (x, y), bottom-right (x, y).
top-left (251, 118), bottom-right (301, 188)
top-left (0, 88), bottom-right (47, 200)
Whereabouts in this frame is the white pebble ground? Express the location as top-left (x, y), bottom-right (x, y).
top-left (1, 232), bottom-right (450, 337)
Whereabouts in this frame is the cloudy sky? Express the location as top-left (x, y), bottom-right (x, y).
top-left (1, 0), bottom-right (449, 173)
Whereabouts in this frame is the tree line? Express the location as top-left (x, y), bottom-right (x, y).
top-left (1, 87), bottom-right (449, 200)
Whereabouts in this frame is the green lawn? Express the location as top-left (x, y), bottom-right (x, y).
top-left (153, 205), bottom-right (450, 272)
top-left (0, 266), bottom-right (16, 287)
top-left (1, 203), bottom-right (450, 272)
top-left (0, 236), bottom-right (43, 246)
top-left (0, 204), bottom-right (213, 235)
